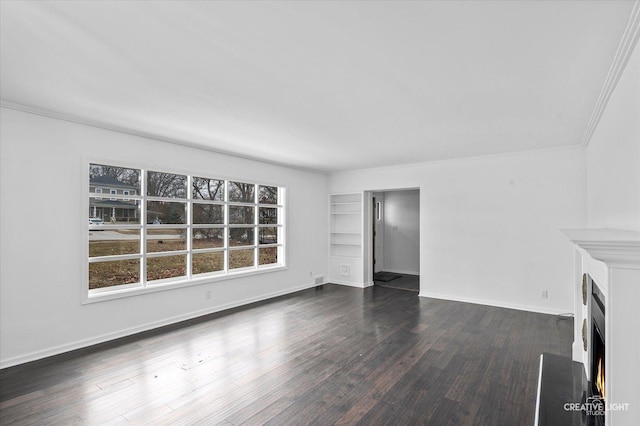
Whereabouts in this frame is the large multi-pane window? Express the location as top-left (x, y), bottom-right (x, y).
top-left (88, 163), bottom-right (285, 295)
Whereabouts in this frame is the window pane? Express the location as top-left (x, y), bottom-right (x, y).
top-left (193, 228), bottom-right (224, 249)
top-left (147, 171), bottom-right (187, 198)
top-left (229, 182), bottom-right (255, 203)
top-left (193, 204), bottom-right (223, 224)
top-left (90, 198), bottom-right (141, 224)
top-left (147, 255), bottom-right (186, 281)
top-left (258, 186), bottom-right (278, 204)
top-left (89, 230), bottom-right (140, 257)
top-left (193, 177), bottom-right (224, 201)
top-left (192, 252), bottom-right (224, 275)
top-left (147, 201), bottom-right (186, 224)
top-left (258, 227), bottom-right (278, 245)
top-left (90, 164), bottom-right (140, 196)
top-left (147, 229), bottom-right (186, 253)
top-left (259, 247), bottom-right (278, 265)
top-left (89, 259), bottom-right (140, 290)
top-left (259, 207), bottom-right (278, 225)
top-left (229, 227), bottom-right (255, 247)
top-left (229, 206), bottom-right (254, 224)
top-left (229, 249), bottom-right (254, 269)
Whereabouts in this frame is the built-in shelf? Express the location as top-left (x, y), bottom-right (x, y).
top-left (329, 193), bottom-right (364, 285)
top-left (331, 232), bottom-right (360, 246)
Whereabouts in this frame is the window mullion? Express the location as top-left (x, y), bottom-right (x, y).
top-left (224, 180), bottom-right (229, 273)
top-left (141, 169), bottom-right (148, 287)
top-left (254, 191), bottom-right (258, 269)
top-left (187, 175), bottom-right (192, 280)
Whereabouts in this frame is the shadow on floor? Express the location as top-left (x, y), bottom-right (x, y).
top-left (374, 272), bottom-right (419, 292)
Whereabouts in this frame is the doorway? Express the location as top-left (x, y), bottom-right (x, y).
top-left (368, 189), bottom-right (420, 292)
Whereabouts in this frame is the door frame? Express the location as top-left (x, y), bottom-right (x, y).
top-left (364, 188), bottom-right (420, 289)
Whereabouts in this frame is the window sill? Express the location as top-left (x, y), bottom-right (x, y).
top-left (83, 264), bottom-right (287, 304)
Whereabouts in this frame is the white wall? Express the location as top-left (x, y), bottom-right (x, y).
top-left (382, 190), bottom-right (420, 275)
top-left (586, 42), bottom-right (640, 232)
top-left (329, 147), bottom-right (586, 314)
top-left (0, 107), bottom-right (328, 368)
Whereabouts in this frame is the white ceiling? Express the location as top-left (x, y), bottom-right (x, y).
top-left (0, 1), bottom-right (636, 172)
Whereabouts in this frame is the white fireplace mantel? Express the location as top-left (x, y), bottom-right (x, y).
top-left (561, 228), bottom-right (640, 426)
top-left (562, 228), bottom-right (640, 268)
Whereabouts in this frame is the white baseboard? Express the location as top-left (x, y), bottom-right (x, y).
top-left (0, 281), bottom-right (320, 369)
top-left (330, 279), bottom-right (369, 288)
top-left (418, 291), bottom-right (569, 316)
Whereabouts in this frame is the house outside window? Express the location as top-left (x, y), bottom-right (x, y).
top-left (87, 163), bottom-right (285, 299)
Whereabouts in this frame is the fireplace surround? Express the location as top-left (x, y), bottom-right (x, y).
top-left (562, 229), bottom-right (640, 426)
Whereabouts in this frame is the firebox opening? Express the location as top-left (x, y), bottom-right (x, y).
top-left (590, 278), bottom-right (606, 424)
top-left (592, 319), bottom-right (605, 400)
top-left (587, 280), bottom-right (607, 426)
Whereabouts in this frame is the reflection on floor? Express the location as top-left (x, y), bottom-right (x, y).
top-left (374, 272), bottom-right (419, 292)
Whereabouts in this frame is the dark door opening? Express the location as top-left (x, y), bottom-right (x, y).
top-left (370, 190), bottom-right (420, 293)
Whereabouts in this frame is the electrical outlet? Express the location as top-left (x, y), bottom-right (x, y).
top-left (340, 265), bottom-right (350, 276)
top-left (205, 290), bottom-right (212, 300)
top-left (541, 290), bottom-right (548, 299)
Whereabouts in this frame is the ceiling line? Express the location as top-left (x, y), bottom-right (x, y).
top-left (0, 100), bottom-right (329, 175)
top-left (580, 0), bottom-right (640, 148)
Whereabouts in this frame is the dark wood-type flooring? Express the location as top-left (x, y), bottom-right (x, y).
top-left (0, 284), bottom-right (572, 425)
top-left (374, 273), bottom-right (420, 292)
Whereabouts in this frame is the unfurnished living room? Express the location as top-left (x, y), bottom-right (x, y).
top-left (1, 1), bottom-right (639, 425)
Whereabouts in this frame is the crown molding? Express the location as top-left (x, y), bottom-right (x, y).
top-left (0, 100), bottom-right (328, 175)
top-left (580, 0), bottom-right (640, 147)
top-left (0, 99), bottom-right (221, 152)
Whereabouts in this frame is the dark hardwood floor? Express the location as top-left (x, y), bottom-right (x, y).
top-left (0, 284), bottom-right (572, 425)
top-left (374, 273), bottom-right (420, 292)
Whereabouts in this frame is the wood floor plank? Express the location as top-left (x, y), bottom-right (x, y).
top-left (0, 284), bottom-right (572, 425)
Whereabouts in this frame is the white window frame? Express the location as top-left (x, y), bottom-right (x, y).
top-left (85, 162), bottom-right (287, 304)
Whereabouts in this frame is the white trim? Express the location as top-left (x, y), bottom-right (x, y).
top-left (581, 0), bottom-right (640, 147)
top-left (534, 353), bottom-right (544, 426)
top-left (1, 101), bottom-right (326, 174)
top-left (86, 160), bottom-right (287, 301)
top-left (560, 228), bottom-right (640, 269)
top-left (330, 279), bottom-right (370, 288)
top-left (0, 279), bottom-right (315, 369)
top-left (86, 263), bottom-right (288, 304)
top-left (418, 291), bottom-right (568, 316)
top-left (329, 145), bottom-right (584, 177)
